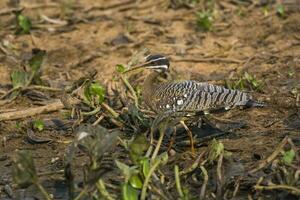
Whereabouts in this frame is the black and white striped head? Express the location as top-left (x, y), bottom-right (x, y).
top-left (141, 54), bottom-right (170, 73)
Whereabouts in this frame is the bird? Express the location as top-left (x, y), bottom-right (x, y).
top-left (125, 54), bottom-right (264, 155)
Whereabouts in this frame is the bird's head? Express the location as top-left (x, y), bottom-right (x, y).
top-left (142, 54), bottom-right (170, 73)
top-left (124, 54), bottom-right (170, 74)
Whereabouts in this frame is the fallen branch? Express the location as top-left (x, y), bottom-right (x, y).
top-left (199, 165), bottom-right (208, 200)
top-left (171, 57), bottom-right (244, 64)
top-left (248, 136), bottom-right (289, 174)
top-left (120, 74), bottom-right (139, 108)
top-left (254, 177), bottom-right (300, 196)
top-left (0, 3), bottom-right (60, 16)
top-left (84, 0), bottom-right (135, 12)
top-left (216, 152), bottom-right (224, 199)
top-left (0, 99), bottom-right (79, 121)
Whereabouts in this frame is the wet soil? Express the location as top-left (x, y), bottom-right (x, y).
top-left (0, 0), bottom-right (300, 199)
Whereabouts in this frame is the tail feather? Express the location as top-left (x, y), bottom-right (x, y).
top-left (245, 99), bottom-right (266, 108)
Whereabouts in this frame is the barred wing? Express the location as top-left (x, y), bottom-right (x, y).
top-left (152, 80), bottom-right (251, 113)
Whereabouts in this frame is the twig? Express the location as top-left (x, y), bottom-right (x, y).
top-left (38, 170), bottom-right (64, 176)
top-left (151, 128), bottom-right (165, 162)
top-left (96, 179), bottom-right (115, 200)
top-left (180, 120), bottom-right (195, 154)
top-left (199, 166), bottom-right (208, 200)
top-left (120, 75), bottom-right (139, 108)
top-left (40, 14), bottom-right (68, 25)
top-left (255, 184), bottom-right (300, 196)
top-left (216, 152), bottom-right (224, 199)
top-left (174, 165), bottom-right (184, 198)
top-left (0, 99), bottom-right (79, 121)
top-left (180, 150), bottom-right (206, 175)
top-left (74, 187), bottom-right (88, 200)
top-left (82, 107), bottom-right (101, 116)
top-left (151, 185), bottom-right (171, 200)
top-left (84, 0), bottom-right (135, 12)
top-left (232, 177), bottom-right (241, 199)
top-left (35, 182), bottom-right (52, 200)
top-left (92, 115), bottom-right (104, 126)
top-left (172, 56), bottom-right (244, 64)
top-left (0, 87), bottom-right (20, 100)
top-left (26, 85), bottom-right (62, 92)
top-left (254, 177), bottom-right (300, 196)
top-left (249, 136), bottom-right (289, 174)
top-left (141, 160), bottom-right (161, 200)
top-left (101, 102), bottom-right (119, 118)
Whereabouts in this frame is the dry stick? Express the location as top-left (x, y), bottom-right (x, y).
top-left (27, 85), bottom-right (62, 92)
top-left (180, 120), bottom-right (195, 154)
top-left (249, 136), bottom-right (289, 174)
top-left (92, 115), bottom-right (104, 126)
top-left (255, 184), bottom-right (300, 195)
top-left (181, 150), bottom-right (206, 175)
top-left (216, 152), bottom-right (224, 199)
top-left (0, 100), bottom-right (65, 121)
top-left (101, 102), bottom-right (119, 118)
top-left (120, 75), bottom-right (139, 108)
top-left (174, 165), bottom-right (184, 199)
top-left (254, 177), bottom-right (300, 196)
top-left (199, 166), bottom-right (208, 200)
top-left (96, 180), bottom-right (115, 200)
top-left (172, 57), bottom-right (244, 64)
top-left (151, 129), bottom-right (165, 162)
top-left (151, 186), bottom-right (170, 200)
top-left (232, 177), bottom-right (241, 199)
top-left (84, 0), bottom-right (135, 12)
top-left (35, 182), bottom-right (52, 200)
top-left (141, 160), bottom-right (161, 200)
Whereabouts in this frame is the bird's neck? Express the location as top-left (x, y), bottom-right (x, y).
top-left (143, 71), bottom-right (162, 110)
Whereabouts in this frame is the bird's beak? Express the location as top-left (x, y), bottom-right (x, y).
top-left (123, 61), bottom-right (152, 74)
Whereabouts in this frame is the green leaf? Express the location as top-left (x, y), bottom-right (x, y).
top-left (76, 125), bottom-right (119, 168)
top-left (129, 174), bottom-right (143, 189)
top-left (141, 158), bottom-right (150, 177)
top-left (153, 152), bottom-right (168, 166)
top-left (33, 119), bottom-right (44, 131)
top-left (11, 70), bottom-right (28, 89)
top-left (115, 160), bottom-right (138, 182)
top-left (208, 139), bottom-right (224, 163)
top-left (12, 150), bottom-right (37, 188)
top-left (116, 64), bottom-right (126, 73)
top-left (122, 183), bottom-right (138, 200)
top-left (84, 82), bottom-right (106, 107)
top-left (29, 49), bottom-right (46, 73)
top-left (196, 11), bottom-right (214, 31)
top-left (276, 4), bottom-right (285, 18)
top-left (15, 11), bottom-right (32, 34)
top-left (129, 134), bottom-right (150, 163)
top-left (282, 149), bottom-right (295, 165)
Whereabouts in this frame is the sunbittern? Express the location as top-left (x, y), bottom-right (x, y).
top-left (126, 54), bottom-right (264, 156)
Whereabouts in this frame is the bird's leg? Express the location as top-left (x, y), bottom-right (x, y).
top-left (167, 126), bottom-right (176, 152)
top-left (180, 120), bottom-right (195, 154)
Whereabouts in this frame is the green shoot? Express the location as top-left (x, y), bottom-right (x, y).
top-left (33, 119), bottom-right (44, 131)
top-left (84, 82), bottom-right (106, 108)
top-left (12, 150), bottom-right (51, 200)
top-left (281, 149), bottom-right (295, 166)
top-left (196, 11), bottom-right (214, 31)
top-left (276, 4), bottom-right (285, 18)
top-left (207, 139), bottom-right (224, 164)
top-left (14, 10), bottom-right (32, 34)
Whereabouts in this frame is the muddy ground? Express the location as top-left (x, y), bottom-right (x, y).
top-left (0, 0), bottom-right (300, 199)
